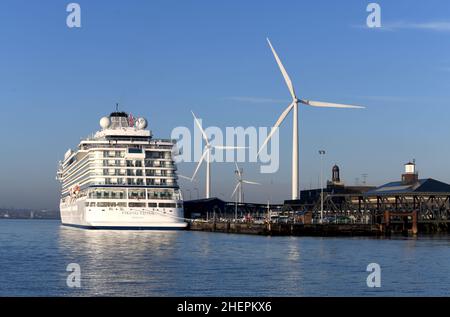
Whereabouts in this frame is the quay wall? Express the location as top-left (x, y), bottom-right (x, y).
top-left (188, 221), bottom-right (382, 237)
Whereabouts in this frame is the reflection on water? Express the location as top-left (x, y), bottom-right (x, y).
top-left (58, 226), bottom-right (179, 296)
top-left (1, 220), bottom-right (450, 296)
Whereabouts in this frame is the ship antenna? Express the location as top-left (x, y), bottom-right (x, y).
top-left (115, 103), bottom-right (119, 112)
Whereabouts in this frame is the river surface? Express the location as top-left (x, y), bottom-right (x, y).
top-left (0, 219), bottom-right (449, 296)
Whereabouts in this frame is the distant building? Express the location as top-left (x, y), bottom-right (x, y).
top-left (183, 198), bottom-right (282, 220)
top-left (366, 160), bottom-right (450, 195)
top-left (290, 164), bottom-right (375, 206)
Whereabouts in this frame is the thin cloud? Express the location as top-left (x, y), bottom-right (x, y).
top-left (386, 21), bottom-right (450, 32)
top-left (225, 96), bottom-right (288, 104)
top-left (355, 21), bottom-right (450, 32)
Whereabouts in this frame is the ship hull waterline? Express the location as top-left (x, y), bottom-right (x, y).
top-left (60, 199), bottom-right (187, 230)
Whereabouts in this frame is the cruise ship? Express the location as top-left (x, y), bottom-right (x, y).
top-left (57, 110), bottom-right (187, 229)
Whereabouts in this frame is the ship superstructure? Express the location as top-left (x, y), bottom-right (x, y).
top-left (57, 110), bottom-right (186, 229)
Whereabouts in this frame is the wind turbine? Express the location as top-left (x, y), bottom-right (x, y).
top-left (178, 174), bottom-right (196, 181)
top-left (191, 111), bottom-right (245, 199)
top-left (258, 38), bottom-right (364, 200)
top-left (231, 162), bottom-right (260, 203)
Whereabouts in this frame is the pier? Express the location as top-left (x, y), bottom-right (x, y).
top-left (188, 220), bottom-right (381, 237)
top-left (184, 191), bottom-right (450, 237)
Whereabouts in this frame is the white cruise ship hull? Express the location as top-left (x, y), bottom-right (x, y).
top-left (60, 198), bottom-right (187, 230)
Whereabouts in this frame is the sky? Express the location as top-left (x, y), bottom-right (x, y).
top-left (1, 0), bottom-right (450, 209)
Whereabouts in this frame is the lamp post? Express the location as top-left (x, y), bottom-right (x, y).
top-left (235, 191), bottom-right (238, 222)
top-left (319, 150), bottom-right (326, 224)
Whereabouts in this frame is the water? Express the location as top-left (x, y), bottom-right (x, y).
top-left (0, 219), bottom-right (449, 296)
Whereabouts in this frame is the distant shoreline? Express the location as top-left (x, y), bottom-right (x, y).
top-left (0, 210), bottom-right (60, 220)
top-left (0, 217), bottom-right (61, 221)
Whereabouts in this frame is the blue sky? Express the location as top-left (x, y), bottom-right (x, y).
top-left (1, 0), bottom-right (450, 209)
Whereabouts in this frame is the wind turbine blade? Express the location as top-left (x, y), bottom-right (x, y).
top-left (257, 102), bottom-right (295, 156)
top-left (191, 111), bottom-right (210, 145)
top-left (191, 149), bottom-right (208, 181)
top-left (234, 162), bottom-right (241, 178)
top-left (300, 99), bottom-right (365, 109)
top-left (242, 180), bottom-right (261, 185)
top-left (267, 38), bottom-right (296, 100)
top-left (231, 182), bottom-right (240, 198)
top-left (178, 174), bottom-right (193, 181)
top-left (214, 146), bottom-right (247, 150)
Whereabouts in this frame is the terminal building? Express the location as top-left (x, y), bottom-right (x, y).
top-left (365, 161), bottom-right (450, 195)
top-left (317, 160), bottom-right (450, 233)
top-left (285, 164), bottom-right (376, 209)
top-left (183, 198), bottom-right (282, 221)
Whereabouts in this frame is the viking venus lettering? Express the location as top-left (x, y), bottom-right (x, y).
top-left (57, 110), bottom-right (186, 229)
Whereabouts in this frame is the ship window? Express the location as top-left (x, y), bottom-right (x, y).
top-left (128, 148), bottom-right (142, 154)
top-left (177, 203), bottom-right (183, 208)
top-left (144, 160), bottom-right (152, 167)
top-left (111, 191), bottom-right (116, 199)
top-left (146, 151), bottom-right (163, 159)
top-left (112, 191), bottom-right (125, 199)
top-left (160, 203), bottom-right (176, 208)
top-left (148, 203), bottom-right (157, 207)
top-left (97, 202), bottom-right (116, 207)
top-left (129, 202), bottom-right (145, 207)
top-left (128, 190), bottom-right (145, 199)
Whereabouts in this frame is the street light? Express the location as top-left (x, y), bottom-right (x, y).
top-left (319, 150), bottom-right (326, 224)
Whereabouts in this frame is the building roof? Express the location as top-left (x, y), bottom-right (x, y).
top-left (366, 178), bottom-right (450, 195)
